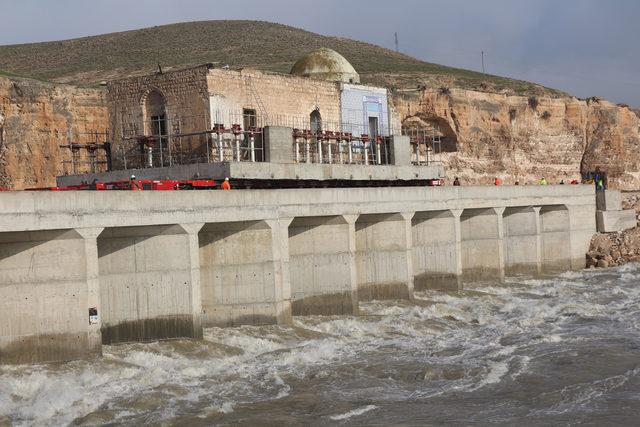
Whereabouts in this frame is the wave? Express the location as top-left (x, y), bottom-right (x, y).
top-left (2, 265), bottom-right (640, 424)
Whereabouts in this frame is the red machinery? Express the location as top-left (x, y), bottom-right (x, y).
top-left (25, 179), bottom-right (217, 192)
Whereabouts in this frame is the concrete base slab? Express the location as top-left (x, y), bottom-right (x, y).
top-left (291, 291), bottom-right (358, 316)
top-left (504, 264), bottom-right (539, 276)
top-left (0, 333), bottom-right (97, 365)
top-left (101, 315), bottom-right (202, 345)
top-left (358, 282), bottom-right (413, 301)
top-left (461, 267), bottom-right (504, 282)
top-left (414, 273), bottom-right (461, 292)
top-left (596, 190), bottom-right (622, 211)
top-left (57, 161), bottom-right (444, 187)
top-left (202, 302), bottom-right (286, 327)
top-left (596, 209), bottom-right (636, 233)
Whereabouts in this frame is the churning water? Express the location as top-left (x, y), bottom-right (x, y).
top-left (2, 265), bottom-right (640, 426)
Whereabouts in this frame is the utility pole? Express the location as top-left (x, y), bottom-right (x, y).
top-left (394, 32), bottom-right (399, 53)
top-left (481, 50), bottom-right (485, 74)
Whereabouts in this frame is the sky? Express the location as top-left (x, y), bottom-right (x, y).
top-left (1, 0), bottom-right (639, 105)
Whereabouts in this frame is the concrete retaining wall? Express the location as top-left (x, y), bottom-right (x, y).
top-left (0, 185), bottom-right (596, 364)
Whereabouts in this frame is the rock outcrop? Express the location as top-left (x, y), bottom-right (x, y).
top-left (587, 191), bottom-right (640, 268)
top-left (393, 89), bottom-right (640, 189)
top-left (0, 77), bottom-right (108, 189)
top-left (2, 74), bottom-right (640, 191)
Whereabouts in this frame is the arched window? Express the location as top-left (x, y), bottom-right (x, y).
top-left (143, 90), bottom-right (167, 139)
top-left (310, 109), bottom-right (322, 134)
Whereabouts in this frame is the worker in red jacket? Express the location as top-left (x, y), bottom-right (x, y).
top-left (494, 177), bottom-right (502, 186)
top-left (221, 177), bottom-right (231, 190)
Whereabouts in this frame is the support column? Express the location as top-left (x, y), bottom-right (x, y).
top-left (76, 227), bottom-right (105, 355)
top-left (412, 210), bottom-right (460, 291)
top-left (452, 209), bottom-right (463, 280)
top-left (534, 207), bottom-right (542, 274)
top-left (496, 207), bottom-right (506, 280)
top-left (268, 217), bottom-right (293, 324)
top-left (355, 213), bottom-right (413, 301)
top-left (180, 223), bottom-right (205, 338)
top-left (288, 215), bottom-right (358, 315)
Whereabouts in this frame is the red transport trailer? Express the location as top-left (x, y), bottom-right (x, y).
top-left (24, 179), bottom-right (217, 191)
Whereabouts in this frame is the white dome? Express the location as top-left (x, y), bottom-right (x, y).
top-left (290, 48), bottom-right (360, 84)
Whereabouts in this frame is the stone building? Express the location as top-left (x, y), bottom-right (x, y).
top-left (107, 49), bottom-right (392, 169)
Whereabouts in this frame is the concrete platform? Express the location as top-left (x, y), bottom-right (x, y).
top-left (57, 161), bottom-right (445, 187)
top-left (0, 185), bottom-right (596, 364)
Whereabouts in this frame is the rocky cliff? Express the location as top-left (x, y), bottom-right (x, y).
top-left (393, 89), bottom-right (640, 189)
top-left (1, 75), bottom-right (639, 190)
top-left (0, 77), bottom-right (108, 189)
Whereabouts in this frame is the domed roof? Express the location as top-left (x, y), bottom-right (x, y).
top-left (290, 48), bottom-right (360, 84)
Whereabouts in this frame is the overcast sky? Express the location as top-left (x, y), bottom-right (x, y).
top-left (1, 0), bottom-right (639, 105)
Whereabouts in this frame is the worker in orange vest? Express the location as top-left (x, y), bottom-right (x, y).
top-left (494, 177), bottom-right (502, 186)
top-left (221, 177), bottom-right (231, 190)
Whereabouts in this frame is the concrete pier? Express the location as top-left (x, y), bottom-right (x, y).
top-left (411, 210), bottom-right (460, 291)
top-left (98, 225), bottom-right (202, 344)
top-left (199, 221), bottom-right (288, 326)
top-left (540, 206), bottom-right (572, 272)
top-left (460, 208), bottom-right (505, 281)
top-left (503, 207), bottom-right (540, 275)
top-left (0, 185), bottom-right (596, 364)
top-left (289, 216), bottom-right (357, 315)
top-left (355, 213), bottom-right (413, 300)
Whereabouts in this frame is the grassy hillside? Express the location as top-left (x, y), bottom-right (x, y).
top-left (0, 20), bottom-right (565, 96)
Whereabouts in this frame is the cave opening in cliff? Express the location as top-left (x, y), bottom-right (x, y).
top-left (402, 115), bottom-right (458, 154)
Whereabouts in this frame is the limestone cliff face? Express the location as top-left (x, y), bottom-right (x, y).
top-left (1, 75), bottom-right (639, 190)
top-left (393, 89), bottom-right (640, 189)
top-left (0, 77), bottom-right (108, 189)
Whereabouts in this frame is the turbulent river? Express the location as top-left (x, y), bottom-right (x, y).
top-left (2, 265), bottom-right (640, 426)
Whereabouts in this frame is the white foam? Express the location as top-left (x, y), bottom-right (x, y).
top-left (329, 405), bottom-right (378, 421)
top-left (3, 266), bottom-right (640, 424)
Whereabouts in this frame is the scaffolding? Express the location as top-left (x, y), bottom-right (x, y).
top-left (291, 130), bottom-right (391, 165)
top-left (59, 129), bottom-right (111, 175)
top-left (117, 111), bottom-right (266, 170)
top-left (402, 125), bottom-right (443, 166)
top-left (114, 110), bottom-right (429, 170)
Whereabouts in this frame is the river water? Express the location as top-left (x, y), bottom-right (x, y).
top-left (2, 265), bottom-right (640, 426)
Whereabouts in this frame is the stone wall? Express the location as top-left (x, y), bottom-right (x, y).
top-left (206, 68), bottom-right (341, 130)
top-left (393, 89), bottom-right (640, 189)
top-left (0, 77), bottom-right (108, 190)
top-left (107, 66), bottom-right (210, 169)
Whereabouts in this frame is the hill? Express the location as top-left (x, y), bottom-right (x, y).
top-left (0, 20), bottom-right (565, 97)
